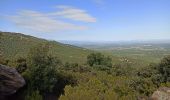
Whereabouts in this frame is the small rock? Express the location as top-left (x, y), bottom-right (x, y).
top-left (151, 87), bottom-right (170, 100)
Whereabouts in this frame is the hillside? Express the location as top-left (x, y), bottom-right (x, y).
top-left (0, 32), bottom-right (92, 63)
top-left (1, 31), bottom-right (170, 100)
top-left (0, 31), bottom-right (155, 67)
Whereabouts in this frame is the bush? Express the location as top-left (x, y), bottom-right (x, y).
top-left (129, 77), bottom-right (157, 96)
top-left (59, 78), bottom-right (109, 100)
top-left (26, 43), bottom-right (61, 93)
top-left (16, 57), bottom-right (27, 73)
top-left (25, 90), bottom-right (43, 100)
top-left (87, 53), bottom-right (112, 67)
top-left (112, 63), bottom-right (135, 76)
top-left (63, 62), bottom-right (91, 73)
top-left (158, 55), bottom-right (170, 82)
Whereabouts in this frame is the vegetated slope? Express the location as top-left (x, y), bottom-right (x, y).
top-left (0, 31), bottom-right (152, 67)
top-left (75, 41), bottom-right (170, 64)
top-left (0, 32), bottom-right (91, 63)
top-left (101, 44), bottom-right (170, 65)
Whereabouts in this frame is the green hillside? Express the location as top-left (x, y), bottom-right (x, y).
top-left (1, 31), bottom-right (169, 100)
top-left (0, 31), bottom-right (153, 67)
top-left (0, 32), bottom-right (91, 63)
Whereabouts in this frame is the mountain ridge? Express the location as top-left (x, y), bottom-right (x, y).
top-left (0, 31), bottom-right (92, 64)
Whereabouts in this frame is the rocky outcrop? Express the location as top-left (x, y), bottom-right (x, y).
top-left (151, 87), bottom-right (170, 100)
top-left (0, 64), bottom-right (25, 96)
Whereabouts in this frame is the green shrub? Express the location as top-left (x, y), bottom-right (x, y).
top-left (26, 43), bottom-right (61, 93)
top-left (25, 90), bottom-right (43, 100)
top-left (87, 53), bottom-right (112, 67)
top-left (16, 57), bottom-right (27, 73)
top-left (158, 55), bottom-right (170, 82)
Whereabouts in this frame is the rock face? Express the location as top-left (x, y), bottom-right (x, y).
top-left (0, 64), bottom-right (25, 96)
top-left (151, 87), bottom-right (170, 100)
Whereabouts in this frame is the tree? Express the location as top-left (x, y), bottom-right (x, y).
top-left (16, 57), bottom-right (27, 73)
top-left (158, 55), bottom-right (170, 82)
top-left (27, 43), bottom-right (61, 93)
top-left (87, 53), bottom-right (112, 68)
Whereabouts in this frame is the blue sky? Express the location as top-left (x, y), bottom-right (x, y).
top-left (0, 0), bottom-right (170, 41)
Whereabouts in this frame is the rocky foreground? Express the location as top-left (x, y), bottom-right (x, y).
top-left (0, 64), bottom-right (25, 97)
top-left (0, 64), bottom-right (170, 100)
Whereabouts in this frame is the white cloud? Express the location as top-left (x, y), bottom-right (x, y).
top-left (6, 5), bottom-right (96, 33)
top-left (8, 10), bottom-right (88, 33)
top-left (50, 5), bottom-right (96, 23)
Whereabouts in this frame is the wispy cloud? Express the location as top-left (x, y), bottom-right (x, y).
top-left (50, 5), bottom-right (96, 23)
top-left (6, 6), bottom-right (96, 33)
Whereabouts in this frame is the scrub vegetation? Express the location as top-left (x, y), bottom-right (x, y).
top-left (0, 32), bottom-right (170, 100)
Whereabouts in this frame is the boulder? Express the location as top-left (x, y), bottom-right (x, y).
top-left (151, 87), bottom-right (170, 100)
top-left (0, 64), bottom-right (25, 96)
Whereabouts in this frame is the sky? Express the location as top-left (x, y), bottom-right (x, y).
top-left (0, 0), bottom-right (170, 41)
